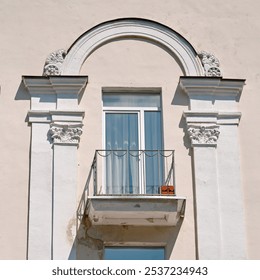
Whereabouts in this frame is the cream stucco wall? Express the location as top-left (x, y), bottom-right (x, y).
top-left (0, 0), bottom-right (259, 259)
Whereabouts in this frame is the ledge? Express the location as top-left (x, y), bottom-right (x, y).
top-left (86, 195), bottom-right (186, 227)
top-left (27, 110), bottom-right (85, 123)
top-left (183, 111), bottom-right (242, 125)
top-left (179, 77), bottom-right (246, 100)
top-left (22, 76), bottom-right (88, 95)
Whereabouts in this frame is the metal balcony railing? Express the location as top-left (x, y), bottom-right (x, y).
top-left (77, 150), bottom-right (175, 226)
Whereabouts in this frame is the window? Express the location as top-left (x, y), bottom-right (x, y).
top-left (104, 247), bottom-right (165, 260)
top-left (102, 91), bottom-right (163, 195)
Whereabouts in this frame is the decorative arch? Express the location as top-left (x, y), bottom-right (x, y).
top-left (61, 18), bottom-right (204, 76)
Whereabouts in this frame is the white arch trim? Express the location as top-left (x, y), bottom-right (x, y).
top-left (62, 18), bottom-right (204, 76)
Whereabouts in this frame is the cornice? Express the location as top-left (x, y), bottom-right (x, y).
top-left (22, 76), bottom-right (88, 96)
top-left (179, 77), bottom-right (246, 100)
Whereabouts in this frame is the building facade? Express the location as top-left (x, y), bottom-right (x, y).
top-left (0, 0), bottom-right (259, 260)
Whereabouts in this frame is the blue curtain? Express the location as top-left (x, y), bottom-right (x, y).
top-left (145, 111), bottom-right (163, 194)
top-left (105, 113), bottom-right (139, 194)
top-left (105, 111), bottom-right (163, 195)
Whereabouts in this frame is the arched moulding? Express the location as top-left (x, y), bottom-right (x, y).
top-left (61, 18), bottom-right (204, 76)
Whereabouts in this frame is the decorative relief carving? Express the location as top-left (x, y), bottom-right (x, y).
top-left (49, 123), bottom-right (83, 144)
top-left (198, 51), bottom-right (222, 77)
top-left (43, 49), bottom-right (67, 76)
top-left (187, 125), bottom-right (220, 146)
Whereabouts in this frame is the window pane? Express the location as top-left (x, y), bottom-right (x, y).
top-left (104, 247), bottom-right (165, 260)
top-left (145, 111), bottom-right (163, 194)
top-left (105, 113), bottom-right (139, 194)
top-left (103, 93), bottom-right (161, 107)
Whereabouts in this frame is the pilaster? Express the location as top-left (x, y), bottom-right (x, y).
top-left (24, 76), bottom-right (87, 260)
top-left (185, 116), bottom-right (222, 259)
top-left (181, 77), bottom-right (247, 259)
top-left (50, 123), bottom-right (83, 259)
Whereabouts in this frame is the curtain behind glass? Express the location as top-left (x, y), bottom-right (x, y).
top-left (144, 111), bottom-right (163, 194)
top-left (103, 93), bottom-right (160, 107)
top-left (105, 113), bottom-right (139, 194)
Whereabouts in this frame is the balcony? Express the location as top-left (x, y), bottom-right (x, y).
top-left (77, 150), bottom-right (186, 227)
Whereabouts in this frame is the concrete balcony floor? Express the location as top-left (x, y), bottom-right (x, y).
top-left (86, 195), bottom-right (186, 226)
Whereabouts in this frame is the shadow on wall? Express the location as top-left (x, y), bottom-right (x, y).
top-left (171, 82), bottom-right (191, 153)
top-left (179, 115), bottom-right (192, 152)
top-left (171, 83), bottom-right (189, 107)
top-left (14, 81), bottom-right (30, 122)
top-left (15, 81), bottom-right (30, 101)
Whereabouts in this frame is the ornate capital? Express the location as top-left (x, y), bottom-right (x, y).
top-left (43, 49), bottom-right (67, 76)
top-left (49, 123), bottom-right (83, 144)
top-left (187, 125), bottom-right (220, 147)
top-left (198, 51), bottom-right (222, 77)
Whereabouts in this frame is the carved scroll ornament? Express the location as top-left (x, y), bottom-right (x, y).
top-left (187, 125), bottom-right (220, 146)
top-left (43, 49), bottom-right (67, 76)
top-left (198, 51), bottom-right (222, 77)
top-left (49, 123), bottom-right (83, 144)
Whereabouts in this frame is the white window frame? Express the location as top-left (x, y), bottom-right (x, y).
top-left (102, 88), bottom-right (163, 194)
top-left (102, 106), bottom-right (160, 151)
top-left (102, 104), bottom-right (162, 194)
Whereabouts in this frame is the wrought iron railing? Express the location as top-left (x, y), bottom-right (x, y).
top-left (77, 150), bottom-right (175, 226)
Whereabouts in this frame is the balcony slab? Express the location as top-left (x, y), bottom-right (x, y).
top-left (86, 196), bottom-right (186, 226)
